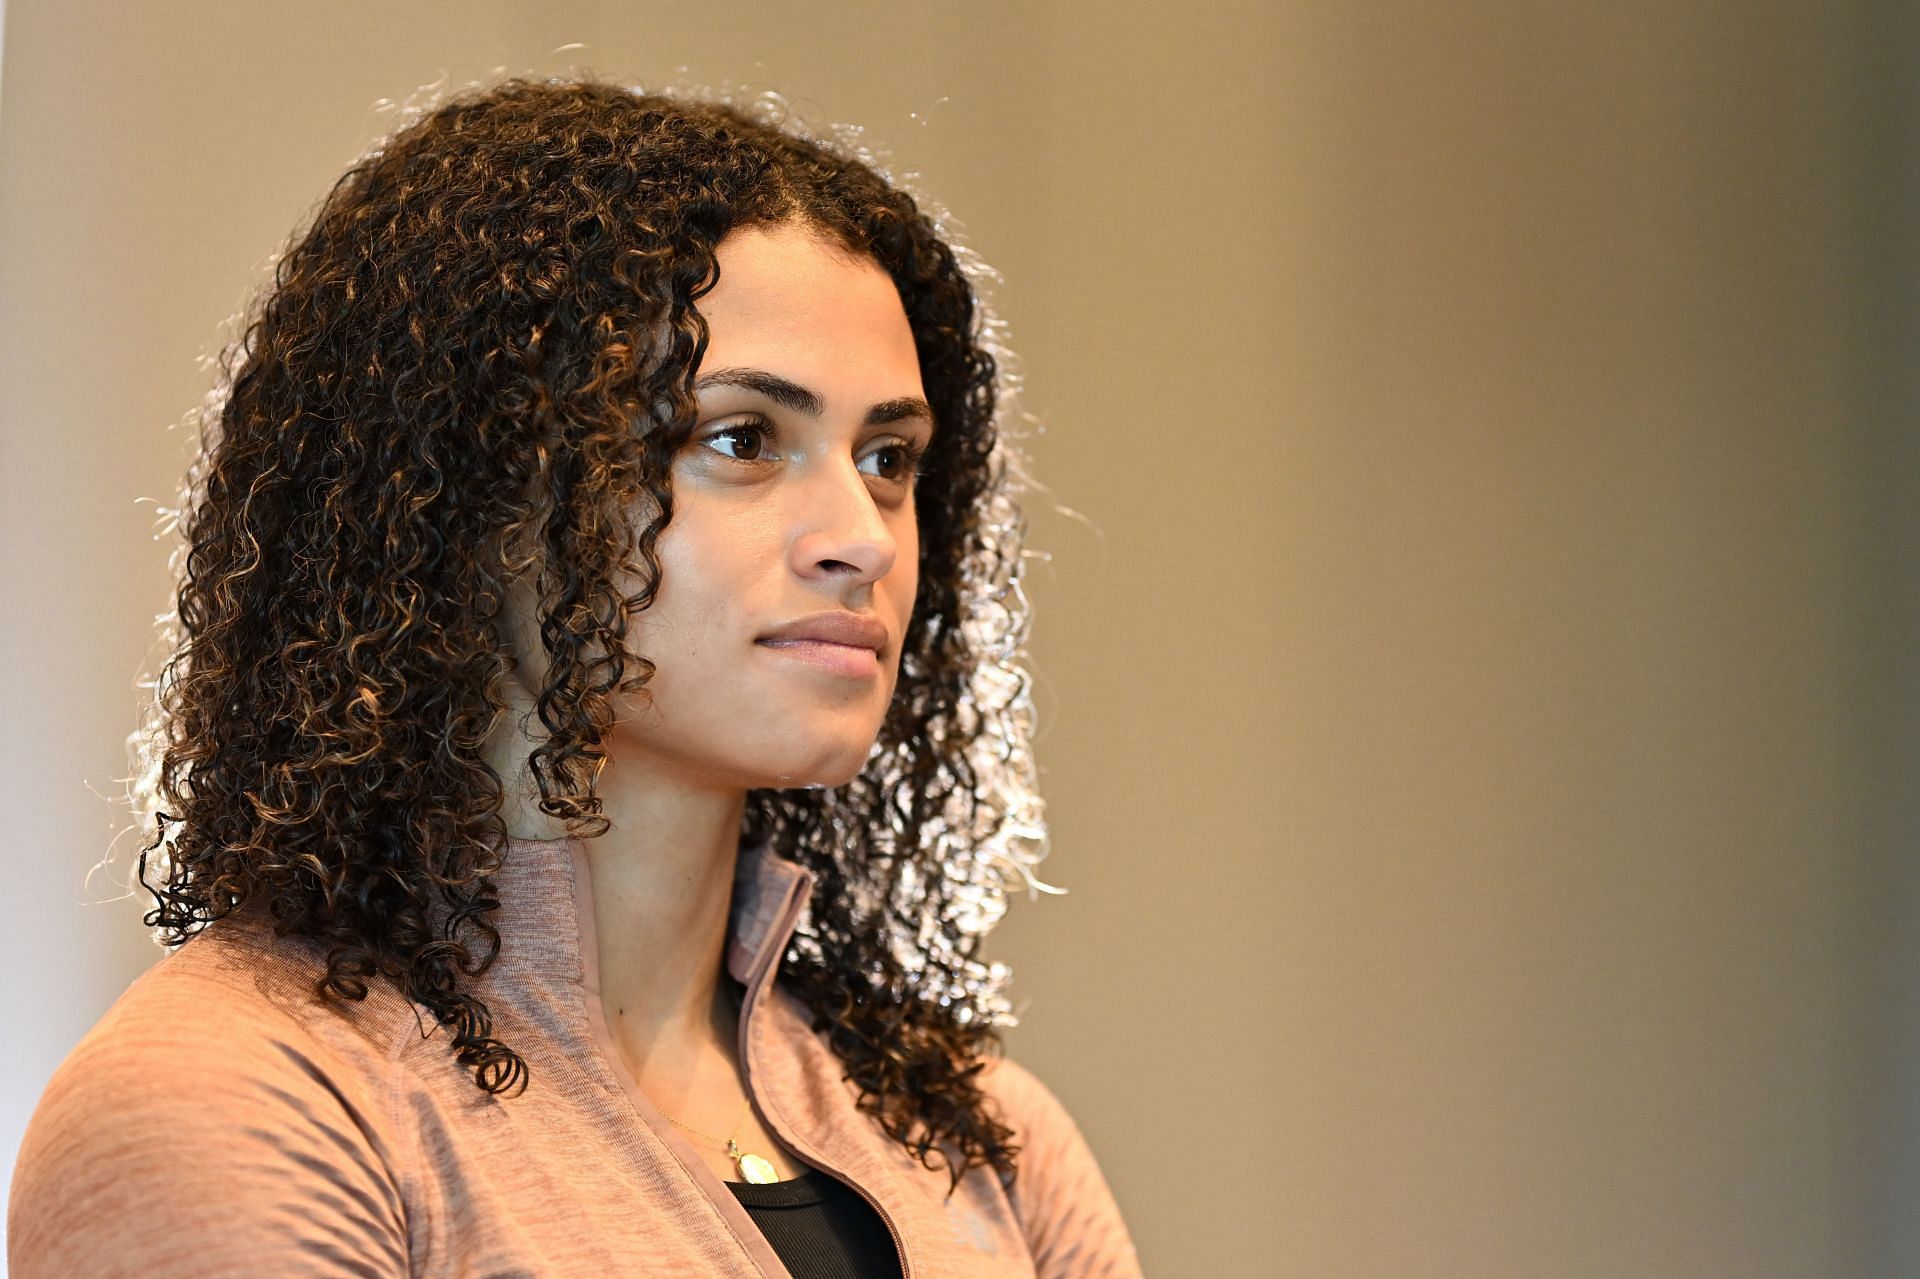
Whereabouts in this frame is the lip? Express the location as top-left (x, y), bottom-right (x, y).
top-left (756, 638), bottom-right (882, 678)
top-left (756, 611), bottom-right (889, 652)
top-left (755, 611), bottom-right (889, 680)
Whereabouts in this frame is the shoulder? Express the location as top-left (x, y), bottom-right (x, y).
top-left (974, 1053), bottom-right (1108, 1180)
top-left (26, 907), bottom-right (411, 1110)
top-left (7, 914), bottom-right (414, 1278)
top-left (974, 1053), bottom-right (1145, 1279)
top-left (975, 1053), bottom-right (1081, 1146)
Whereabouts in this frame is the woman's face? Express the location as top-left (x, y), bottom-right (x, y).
top-left (611, 220), bottom-right (929, 792)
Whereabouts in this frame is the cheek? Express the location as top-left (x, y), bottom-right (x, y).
top-left (899, 519), bottom-right (922, 617)
top-left (899, 561), bottom-right (919, 627)
top-left (648, 514), bottom-right (735, 642)
top-left (645, 501), bottom-right (783, 645)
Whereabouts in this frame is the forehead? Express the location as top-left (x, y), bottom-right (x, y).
top-left (694, 223), bottom-right (922, 393)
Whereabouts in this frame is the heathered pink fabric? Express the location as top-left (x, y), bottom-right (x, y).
top-left (8, 835), bottom-right (1143, 1277)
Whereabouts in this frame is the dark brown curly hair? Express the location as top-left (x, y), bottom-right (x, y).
top-left (131, 75), bottom-right (1047, 1195)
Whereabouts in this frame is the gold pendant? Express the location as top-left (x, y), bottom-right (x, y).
top-left (728, 1139), bottom-right (780, 1184)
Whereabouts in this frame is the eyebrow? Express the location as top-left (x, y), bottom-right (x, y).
top-left (692, 367), bottom-right (936, 433)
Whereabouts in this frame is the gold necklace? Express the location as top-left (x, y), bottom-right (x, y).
top-left (655, 1097), bottom-right (782, 1184)
top-left (652, 981), bottom-right (781, 1184)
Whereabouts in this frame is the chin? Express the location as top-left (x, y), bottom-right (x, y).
top-left (756, 735), bottom-right (879, 791)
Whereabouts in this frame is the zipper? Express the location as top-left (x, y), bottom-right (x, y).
top-left (738, 875), bottom-right (912, 1279)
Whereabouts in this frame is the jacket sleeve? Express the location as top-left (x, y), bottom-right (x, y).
top-left (7, 973), bottom-right (410, 1279)
top-left (979, 1055), bottom-right (1145, 1278)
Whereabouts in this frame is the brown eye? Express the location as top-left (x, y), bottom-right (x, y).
top-left (701, 423), bottom-right (771, 462)
top-left (858, 438), bottom-right (928, 484)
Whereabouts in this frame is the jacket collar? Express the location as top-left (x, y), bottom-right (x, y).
top-left (479, 832), bottom-right (815, 997)
top-left (426, 833), bottom-right (1033, 1277)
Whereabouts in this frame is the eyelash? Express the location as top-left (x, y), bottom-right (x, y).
top-left (697, 419), bottom-right (932, 484)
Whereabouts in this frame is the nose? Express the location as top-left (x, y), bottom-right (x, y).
top-left (787, 455), bottom-right (899, 590)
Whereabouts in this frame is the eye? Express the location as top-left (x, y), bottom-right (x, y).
top-left (699, 421), bottom-right (773, 463)
top-left (858, 437), bottom-right (930, 484)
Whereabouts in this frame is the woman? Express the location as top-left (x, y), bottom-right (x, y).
top-left (7, 77), bottom-right (1142, 1277)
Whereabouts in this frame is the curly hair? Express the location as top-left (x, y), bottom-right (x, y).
top-left (128, 75), bottom-right (1055, 1196)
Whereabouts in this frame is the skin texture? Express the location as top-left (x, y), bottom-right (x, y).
top-left (483, 221), bottom-right (930, 1181)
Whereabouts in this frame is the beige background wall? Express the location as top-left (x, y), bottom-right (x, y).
top-left (2, 2), bottom-right (1914, 1275)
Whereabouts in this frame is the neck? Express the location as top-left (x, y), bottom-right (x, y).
top-left (574, 752), bottom-right (748, 1079)
top-left (486, 720), bottom-right (750, 1086)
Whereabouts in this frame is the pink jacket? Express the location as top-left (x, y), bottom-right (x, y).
top-left (8, 835), bottom-right (1144, 1277)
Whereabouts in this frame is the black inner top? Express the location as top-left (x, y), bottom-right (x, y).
top-left (726, 1165), bottom-right (905, 1279)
